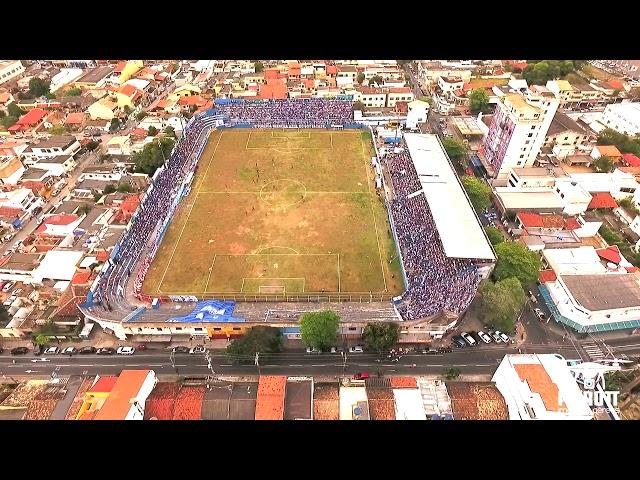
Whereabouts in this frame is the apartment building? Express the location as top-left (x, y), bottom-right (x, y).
top-left (0, 60), bottom-right (25, 85)
top-left (601, 102), bottom-right (640, 136)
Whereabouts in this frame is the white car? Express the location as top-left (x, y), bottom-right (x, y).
top-left (117, 346), bottom-right (135, 355)
top-left (496, 331), bottom-right (510, 343)
top-left (477, 331), bottom-right (492, 344)
top-left (44, 346), bottom-right (59, 355)
top-left (460, 332), bottom-right (477, 346)
top-left (189, 345), bottom-right (206, 354)
top-left (349, 346), bottom-right (364, 353)
top-left (490, 331), bottom-right (502, 343)
top-left (306, 347), bottom-right (321, 354)
top-left (12, 288), bottom-right (22, 296)
top-left (2, 281), bottom-right (15, 293)
top-left (534, 308), bottom-right (547, 322)
top-left (61, 347), bottom-right (77, 355)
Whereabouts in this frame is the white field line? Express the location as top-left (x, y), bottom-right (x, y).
top-left (203, 254), bottom-right (217, 293)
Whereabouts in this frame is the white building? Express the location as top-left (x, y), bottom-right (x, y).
top-left (483, 91), bottom-right (559, 180)
top-left (0, 60), bottom-right (25, 85)
top-left (34, 155), bottom-right (77, 177)
top-left (493, 354), bottom-right (593, 420)
top-left (49, 68), bottom-right (84, 93)
top-left (601, 102), bottom-right (640, 136)
top-left (28, 136), bottom-right (81, 160)
top-left (406, 100), bottom-right (429, 130)
top-left (0, 188), bottom-right (37, 214)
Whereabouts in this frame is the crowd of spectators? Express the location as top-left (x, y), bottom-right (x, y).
top-left (384, 151), bottom-right (480, 319)
top-left (215, 99), bottom-right (353, 127)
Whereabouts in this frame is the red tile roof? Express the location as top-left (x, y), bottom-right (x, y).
top-left (538, 270), bottom-right (557, 283)
top-left (596, 145), bottom-right (622, 158)
top-left (71, 269), bottom-right (92, 285)
top-left (255, 375), bottom-right (286, 420)
top-left (513, 363), bottom-right (565, 412)
top-left (96, 250), bottom-right (109, 262)
top-left (17, 108), bottom-right (47, 126)
top-left (258, 79), bottom-right (288, 100)
top-left (564, 217), bottom-right (581, 230)
top-left (43, 214), bottom-right (79, 226)
top-left (131, 128), bottom-right (147, 137)
top-left (114, 61), bottom-right (126, 73)
top-left (119, 84), bottom-right (140, 97)
top-left (588, 192), bottom-right (618, 209)
top-left (389, 376), bottom-right (418, 389)
top-left (264, 69), bottom-right (284, 80)
top-left (0, 92), bottom-right (12, 104)
top-left (518, 212), bottom-right (567, 229)
top-left (94, 370), bottom-right (153, 420)
top-left (89, 376), bottom-right (118, 393)
top-left (607, 80), bottom-right (624, 91)
top-left (626, 266), bottom-right (638, 273)
top-left (622, 153), bottom-right (640, 167)
top-left (64, 112), bottom-right (86, 125)
top-left (178, 95), bottom-right (207, 107)
top-left (326, 65), bottom-right (337, 75)
top-left (596, 245), bottom-right (622, 264)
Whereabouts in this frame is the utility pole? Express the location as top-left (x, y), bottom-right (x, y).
top-left (255, 352), bottom-right (261, 376)
top-left (342, 351), bottom-right (347, 376)
top-left (158, 138), bottom-right (167, 164)
top-left (170, 349), bottom-right (178, 376)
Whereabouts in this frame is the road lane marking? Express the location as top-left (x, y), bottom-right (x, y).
top-left (290, 364), bottom-right (303, 367)
top-left (221, 364), bottom-right (232, 367)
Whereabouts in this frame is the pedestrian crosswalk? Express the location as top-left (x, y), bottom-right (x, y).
top-left (582, 341), bottom-right (605, 360)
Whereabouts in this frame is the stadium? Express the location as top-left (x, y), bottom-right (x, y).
top-left (81, 99), bottom-right (496, 343)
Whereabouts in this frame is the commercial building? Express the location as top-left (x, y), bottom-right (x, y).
top-left (543, 111), bottom-right (593, 159)
top-left (27, 136), bottom-right (81, 160)
top-left (0, 60), bottom-right (25, 85)
top-left (493, 354), bottom-right (593, 420)
top-left (601, 102), bottom-right (640, 136)
top-left (482, 91), bottom-right (559, 180)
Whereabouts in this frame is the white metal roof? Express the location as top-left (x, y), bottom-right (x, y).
top-left (494, 187), bottom-right (565, 210)
top-left (393, 389), bottom-right (428, 420)
top-left (542, 246), bottom-right (607, 275)
top-left (404, 133), bottom-right (495, 260)
top-left (32, 250), bottom-right (84, 283)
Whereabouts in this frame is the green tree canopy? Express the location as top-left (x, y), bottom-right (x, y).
top-left (109, 118), bottom-right (121, 132)
top-left (445, 367), bottom-right (461, 380)
top-left (597, 128), bottom-right (640, 157)
top-left (163, 125), bottom-right (176, 138)
top-left (28, 77), bottom-right (51, 98)
top-left (48, 124), bottom-right (66, 135)
top-left (461, 176), bottom-right (492, 213)
top-left (103, 184), bottom-right (117, 194)
top-left (618, 196), bottom-right (640, 216)
top-left (117, 182), bottom-right (131, 193)
top-left (254, 61), bottom-right (264, 73)
top-left (132, 137), bottom-right (175, 176)
top-left (594, 155), bottom-right (614, 173)
top-left (494, 241), bottom-right (542, 286)
top-left (147, 126), bottom-right (159, 137)
top-left (0, 305), bottom-right (8, 324)
top-left (357, 73), bottom-right (365, 85)
top-left (368, 75), bottom-right (383, 86)
top-left (34, 334), bottom-right (50, 346)
top-left (226, 326), bottom-right (283, 363)
top-left (64, 87), bottom-right (82, 97)
top-left (468, 88), bottom-right (490, 114)
top-left (85, 140), bottom-right (100, 151)
top-left (7, 102), bottom-right (25, 118)
top-left (299, 310), bottom-right (340, 351)
top-left (478, 277), bottom-right (526, 333)
top-left (136, 111), bottom-right (147, 121)
top-left (522, 60), bottom-right (579, 85)
top-left (442, 137), bottom-right (468, 167)
top-left (362, 323), bottom-right (400, 354)
top-left (123, 105), bottom-right (132, 115)
top-left (485, 225), bottom-right (504, 246)
top-left (77, 203), bottom-right (92, 216)
top-left (353, 100), bottom-right (366, 112)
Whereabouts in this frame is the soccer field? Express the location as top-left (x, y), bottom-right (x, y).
top-left (142, 129), bottom-right (403, 298)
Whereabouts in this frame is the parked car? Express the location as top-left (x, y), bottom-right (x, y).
top-left (438, 346), bottom-right (453, 353)
top-left (534, 308), bottom-right (547, 322)
top-left (12, 288), bottom-right (22, 296)
top-left (306, 347), bottom-right (321, 354)
top-left (135, 344), bottom-right (148, 351)
top-left (496, 331), bottom-right (510, 343)
top-left (44, 346), bottom-right (59, 355)
top-left (189, 345), bottom-right (206, 354)
top-left (452, 335), bottom-right (466, 348)
top-left (349, 346), bottom-right (364, 353)
top-left (490, 331), bottom-right (503, 343)
top-left (2, 281), bottom-right (15, 293)
top-left (117, 346), bottom-right (135, 355)
top-left (171, 346), bottom-right (190, 354)
top-left (3, 297), bottom-right (14, 307)
top-left (528, 290), bottom-right (537, 303)
top-left (353, 372), bottom-right (370, 380)
top-left (62, 347), bottom-right (77, 355)
top-left (460, 332), bottom-right (477, 347)
top-left (51, 188), bottom-right (61, 197)
top-left (422, 347), bottom-right (440, 355)
top-left (477, 331), bottom-right (492, 344)
top-left (79, 346), bottom-right (97, 354)
top-left (0, 347), bottom-right (4, 354)
top-left (3, 233), bottom-right (15, 243)
top-left (97, 347), bottom-right (115, 355)
top-left (330, 347), bottom-right (338, 353)
top-left (11, 347), bottom-right (28, 355)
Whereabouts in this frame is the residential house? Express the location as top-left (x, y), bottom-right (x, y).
top-left (8, 108), bottom-right (48, 136)
top-left (64, 112), bottom-right (87, 131)
top-left (106, 136), bottom-right (132, 156)
top-left (591, 145), bottom-right (623, 163)
top-left (0, 60), bottom-right (25, 85)
top-left (0, 188), bottom-right (38, 219)
top-left (28, 136), bottom-right (81, 160)
top-left (115, 84), bottom-right (143, 110)
top-left (171, 84), bottom-right (201, 99)
top-left (87, 96), bottom-right (120, 121)
top-left (543, 111), bottom-right (593, 159)
top-left (32, 155), bottom-right (77, 176)
top-left (73, 66), bottom-right (114, 90)
top-left (19, 167), bottom-right (55, 195)
top-left (0, 157), bottom-right (26, 185)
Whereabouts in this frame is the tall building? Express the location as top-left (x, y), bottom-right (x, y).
top-left (482, 90), bottom-right (559, 180)
top-left (600, 102), bottom-right (640, 137)
top-left (0, 60), bottom-right (25, 85)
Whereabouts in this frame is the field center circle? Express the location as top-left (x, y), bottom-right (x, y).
top-left (259, 179), bottom-right (307, 208)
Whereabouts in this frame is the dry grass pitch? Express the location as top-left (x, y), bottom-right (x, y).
top-left (142, 129), bottom-right (403, 297)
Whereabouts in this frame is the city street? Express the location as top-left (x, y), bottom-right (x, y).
top-left (0, 342), bottom-right (584, 378)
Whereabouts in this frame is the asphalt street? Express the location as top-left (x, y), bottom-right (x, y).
top-left (0, 342), bottom-right (584, 378)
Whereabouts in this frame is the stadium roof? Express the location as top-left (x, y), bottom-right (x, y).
top-left (404, 133), bottom-right (495, 261)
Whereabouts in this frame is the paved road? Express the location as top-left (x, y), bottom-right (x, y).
top-left (0, 342), bottom-right (584, 378)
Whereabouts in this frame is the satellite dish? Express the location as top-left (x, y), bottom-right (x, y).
top-left (354, 407), bottom-right (362, 416)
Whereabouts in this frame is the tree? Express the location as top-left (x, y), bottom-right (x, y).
top-left (597, 128), bottom-right (640, 157)
top-left (226, 326), bottom-right (283, 363)
top-left (103, 184), bottom-right (117, 194)
top-left (0, 115), bottom-right (18, 130)
top-left (362, 323), bottom-right (400, 354)
top-left (34, 334), bottom-right (50, 346)
top-left (169, 62), bottom-right (179, 74)
top-left (48, 124), bottom-right (66, 135)
top-left (132, 136), bottom-right (175, 176)
top-left (93, 192), bottom-right (103, 203)
top-left (7, 102), bottom-right (25, 118)
top-left (461, 176), bottom-right (492, 213)
top-left (445, 367), bottom-right (461, 380)
top-left (299, 310), bottom-right (340, 351)
top-left (77, 203), bottom-right (92, 216)
top-left (469, 87), bottom-right (490, 114)
top-left (420, 96), bottom-right (432, 104)
top-left (357, 73), bottom-right (365, 85)
top-left (619, 196), bottom-right (640, 216)
top-left (599, 224), bottom-right (622, 245)
top-left (442, 137), bottom-right (468, 167)
top-left (368, 75), bottom-right (383, 86)
top-left (594, 155), bottom-right (614, 173)
top-left (109, 118), bottom-right (121, 132)
top-left (353, 100), bottom-right (366, 112)
top-left (254, 61), bottom-right (264, 73)
top-left (28, 77), bottom-right (51, 98)
top-left (478, 278), bottom-right (526, 333)
top-left (123, 105), bottom-right (132, 116)
top-left (485, 226), bottom-right (504, 246)
top-left (163, 125), bottom-right (176, 138)
top-left (86, 140), bottom-right (100, 151)
top-left (0, 305), bottom-right (8, 324)
top-left (147, 126), bottom-right (159, 137)
top-left (65, 87), bottom-right (82, 97)
top-left (117, 182), bottom-right (131, 193)
top-left (494, 241), bottom-right (542, 286)
top-left (99, 153), bottom-right (110, 163)
top-left (136, 111), bottom-right (147, 121)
